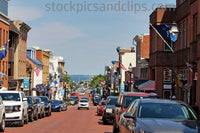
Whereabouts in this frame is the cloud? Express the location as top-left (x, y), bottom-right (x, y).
top-left (8, 6), bottom-right (42, 21)
top-left (28, 22), bottom-right (86, 46)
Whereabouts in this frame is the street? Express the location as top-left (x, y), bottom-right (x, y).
top-left (4, 93), bottom-right (112, 133)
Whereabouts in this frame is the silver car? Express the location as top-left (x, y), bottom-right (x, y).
top-left (0, 95), bottom-right (5, 132)
top-left (35, 97), bottom-right (45, 118)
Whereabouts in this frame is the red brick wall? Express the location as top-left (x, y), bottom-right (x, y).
top-left (0, 20), bottom-right (9, 88)
top-left (141, 35), bottom-right (150, 58)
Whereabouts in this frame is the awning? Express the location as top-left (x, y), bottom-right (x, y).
top-left (36, 84), bottom-right (46, 92)
top-left (44, 91), bottom-right (52, 95)
top-left (134, 80), bottom-right (148, 88)
top-left (138, 80), bottom-right (155, 91)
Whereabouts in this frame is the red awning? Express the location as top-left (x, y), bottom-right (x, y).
top-left (138, 80), bottom-right (155, 91)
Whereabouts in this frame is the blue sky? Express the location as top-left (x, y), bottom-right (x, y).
top-left (8, 0), bottom-right (176, 75)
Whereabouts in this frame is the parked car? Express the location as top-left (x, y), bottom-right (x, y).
top-left (81, 97), bottom-right (89, 101)
top-left (97, 100), bottom-right (106, 116)
top-left (93, 97), bottom-right (101, 106)
top-left (51, 100), bottom-right (62, 112)
top-left (27, 96), bottom-right (38, 122)
top-left (78, 99), bottom-right (89, 110)
top-left (0, 95), bottom-right (5, 132)
top-left (38, 96), bottom-right (51, 116)
top-left (35, 97), bottom-right (45, 118)
top-left (113, 92), bottom-right (158, 133)
top-left (71, 96), bottom-right (79, 104)
top-left (68, 98), bottom-right (75, 105)
top-left (58, 100), bottom-right (67, 111)
top-left (79, 91), bottom-right (85, 96)
top-left (0, 91), bottom-right (28, 127)
top-left (102, 96), bottom-right (118, 124)
top-left (118, 99), bottom-right (200, 133)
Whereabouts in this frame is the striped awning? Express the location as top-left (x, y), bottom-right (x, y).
top-left (138, 80), bottom-right (155, 91)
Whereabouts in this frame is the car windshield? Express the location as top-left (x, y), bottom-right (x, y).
top-left (124, 96), bottom-right (157, 108)
top-left (138, 103), bottom-right (198, 120)
top-left (59, 101), bottom-right (64, 104)
top-left (80, 99), bottom-right (88, 102)
top-left (95, 98), bottom-right (101, 102)
top-left (51, 100), bottom-right (59, 104)
top-left (101, 101), bottom-right (106, 105)
top-left (82, 97), bottom-right (88, 100)
top-left (0, 93), bottom-right (20, 101)
top-left (40, 97), bottom-right (49, 103)
top-left (27, 97), bottom-right (32, 104)
top-left (36, 99), bottom-right (40, 104)
top-left (69, 98), bottom-right (74, 101)
top-left (107, 97), bottom-right (118, 105)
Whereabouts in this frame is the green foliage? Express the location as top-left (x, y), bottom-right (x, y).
top-left (89, 74), bottom-right (105, 88)
top-left (64, 74), bottom-right (71, 84)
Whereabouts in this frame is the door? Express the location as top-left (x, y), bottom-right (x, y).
top-left (163, 90), bottom-right (171, 99)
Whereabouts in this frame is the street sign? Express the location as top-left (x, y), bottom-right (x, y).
top-left (23, 78), bottom-right (29, 91)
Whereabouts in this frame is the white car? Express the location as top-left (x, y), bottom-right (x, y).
top-left (0, 96), bottom-right (5, 132)
top-left (79, 91), bottom-right (85, 96)
top-left (0, 91), bottom-right (28, 126)
top-left (78, 99), bottom-right (89, 110)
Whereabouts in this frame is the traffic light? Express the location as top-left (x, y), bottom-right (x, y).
top-left (165, 68), bottom-right (170, 81)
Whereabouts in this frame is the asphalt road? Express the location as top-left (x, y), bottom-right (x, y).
top-left (4, 93), bottom-right (112, 133)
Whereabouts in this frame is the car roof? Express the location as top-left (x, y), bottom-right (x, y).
top-left (139, 99), bottom-right (186, 105)
top-left (120, 92), bottom-right (158, 97)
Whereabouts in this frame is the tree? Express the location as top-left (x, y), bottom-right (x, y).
top-left (89, 74), bottom-right (105, 89)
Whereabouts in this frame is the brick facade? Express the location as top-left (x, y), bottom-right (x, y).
top-left (0, 12), bottom-right (9, 88)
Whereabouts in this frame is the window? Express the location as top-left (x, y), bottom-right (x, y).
top-left (3, 30), bottom-right (5, 46)
top-left (179, 23), bottom-right (182, 49)
top-left (183, 21), bottom-right (186, 48)
top-left (186, 19), bottom-right (188, 47)
top-left (193, 15), bottom-right (198, 41)
top-left (164, 39), bottom-right (172, 51)
top-left (0, 28), bottom-right (1, 46)
top-left (163, 68), bottom-right (172, 83)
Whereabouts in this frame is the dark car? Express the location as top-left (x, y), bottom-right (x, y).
top-left (71, 96), bottom-right (79, 104)
top-left (27, 96), bottom-right (38, 122)
top-left (58, 100), bottom-right (67, 111)
top-left (51, 100), bottom-right (62, 112)
top-left (102, 96), bottom-right (118, 124)
top-left (38, 96), bottom-right (51, 116)
top-left (93, 97), bottom-right (101, 106)
top-left (118, 99), bottom-right (200, 133)
top-left (35, 97), bottom-right (45, 118)
top-left (113, 92), bottom-right (158, 133)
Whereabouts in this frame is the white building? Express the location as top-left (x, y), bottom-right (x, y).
top-left (117, 47), bottom-right (136, 92)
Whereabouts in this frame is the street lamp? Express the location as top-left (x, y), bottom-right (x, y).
top-left (171, 21), bottom-right (179, 99)
top-left (128, 63), bottom-right (132, 92)
top-left (28, 64), bottom-right (32, 96)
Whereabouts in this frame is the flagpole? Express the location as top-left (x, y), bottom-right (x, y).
top-left (149, 22), bottom-right (174, 53)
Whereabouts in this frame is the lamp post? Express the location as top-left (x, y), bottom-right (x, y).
top-left (28, 64), bottom-right (32, 96)
top-left (171, 21), bottom-right (179, 99)
top-left (128, 63), bottom-right (132, 92)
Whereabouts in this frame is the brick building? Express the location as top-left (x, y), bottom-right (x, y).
top-left (8, 20), bottom-right (31, 90)
top-left (36, 49), bottom-right (50, 85)
top-left (0, 12), bottom-right (9, 88)
top-left (149, 1), bottom-right (200, 114)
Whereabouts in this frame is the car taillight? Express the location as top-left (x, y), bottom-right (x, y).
top-left (100, 105), bottom-right (104, 109)
top-left (122, 108), bottom-right (127, 113)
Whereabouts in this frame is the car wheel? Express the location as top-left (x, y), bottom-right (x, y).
top-left (103, 116), bottom-right (107, 125)
top-left (39, 112), bottom-right (42, 119)
top-left (87, 108), bottom-right (89, 110)
top-left (59, 107), bottom-right (61, 112)
top-left (19, 113), bottom-right (24, 127)
top-left (78, 107), bottom-right (80, 110)
top-left (42, 111), bottom-right (45, 118)
top-left (34, 112), bottom-right (38, 120)
top-left (0, 115), bottom-right (5, 132)
top-left (29, 112), bottom-right (34, 122)
top-left (24, 113), bottom-right (29, 124)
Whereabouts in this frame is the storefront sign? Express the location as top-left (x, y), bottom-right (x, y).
top-left (163, 84), bottom-right (172, 89)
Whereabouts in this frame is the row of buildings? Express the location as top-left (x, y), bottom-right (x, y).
top-left (105, 0), bottom-right (200, 113)
top-left (0, 0), bottom-right (66, 100)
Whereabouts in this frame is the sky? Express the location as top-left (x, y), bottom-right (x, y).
top-left (8, 0), bottom-right (176, 75)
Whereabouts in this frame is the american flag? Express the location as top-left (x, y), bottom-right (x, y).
top-left (120, 63), bottom-right (128, 71)
top-left (34, 67), bottom-right (40, 77)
